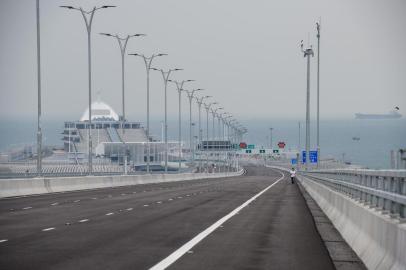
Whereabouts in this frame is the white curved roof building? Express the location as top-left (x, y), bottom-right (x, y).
top-left (80, 100), bottom-right (120, 122)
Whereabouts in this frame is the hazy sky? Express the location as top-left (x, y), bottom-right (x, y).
top-left (1, 0), bottom-right (405, 123)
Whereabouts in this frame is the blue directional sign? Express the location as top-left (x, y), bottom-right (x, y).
top-left (291, 158), bottom-right (297, 165)
top-left (302, 150), bottom-right (318, 163)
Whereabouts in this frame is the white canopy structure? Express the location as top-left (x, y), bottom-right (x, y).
top-left (80, 100), bottom-right (120, 122)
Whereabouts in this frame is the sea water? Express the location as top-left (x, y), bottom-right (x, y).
top-left (0, 118), bottom-right (405, 169)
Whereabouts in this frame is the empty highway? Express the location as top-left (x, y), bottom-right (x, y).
top-left (0, 166), bottom-right (334, 270)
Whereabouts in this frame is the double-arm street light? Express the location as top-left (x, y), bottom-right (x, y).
top-left (204, 102), bottom-right (217, 171)
top-left (301, 40), bottom-right (314, 170)
top-left (195, 95), bottom-right (211, 172)
top-left (151, 68), bottom-right (183, 173)
top-left (100, 33), bottom-right (145, 124)
top-left (36, 0), bottom-right (42, 176)
top-left (185, 89), bottom-right (204, 166)
top-left (128, 53), bottom-right (167, 173)
top-left (211, 107), bottom-right (223, 172)
top-left (169, 79), bottom-right (195, 171)
top-left (100, 33), bottom-right (145, 174)
top-left (61, 4), bottom-right (116, 175)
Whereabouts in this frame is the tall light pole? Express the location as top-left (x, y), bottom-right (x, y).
top-left (301, 40), bottom-right (314, 170)
top-left (269, 127), bottom-right (274, 149)
top-left (185, 89), bottom-right (204, 166)
top-left (100, 33), bottom-right (145, 174)
top-left (211, 107), bottom-right (223, 172)
top-left (316, 20), bottom-right (321, 168)
top-left (204, 102), bottom-right (217, 171)
top-left (151, 68), bottom-right (182, 173)
top-left (196, 95), bottom-right (211, 172)
top-left (36, 0), bottom-right (42, 176)
top-left (99, 33), bottom-right (145, 123)
top-left (61, 4), bottom-right (115, 175)
top-left (129, 53), bottom-right (167, 173)
top-left (169, 79), bottom-right (195, 171)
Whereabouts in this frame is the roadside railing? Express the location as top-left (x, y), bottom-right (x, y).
top-left (300, 169), bottom-right (406, 220)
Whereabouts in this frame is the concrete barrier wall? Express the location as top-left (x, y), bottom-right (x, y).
top-left (267, 165), bottom-right (406, 270)
top-left (0, 170), bottom-right (244, 199)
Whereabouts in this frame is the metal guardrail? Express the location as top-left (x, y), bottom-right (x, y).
top-left (300, 169), bottom-right (406, 219)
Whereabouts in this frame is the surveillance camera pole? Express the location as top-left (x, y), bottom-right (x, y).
top-left (301, 40), bottom-right (314, 170)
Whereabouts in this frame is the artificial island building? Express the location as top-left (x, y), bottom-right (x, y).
top-left (62, 99), bottom-right (178, 170)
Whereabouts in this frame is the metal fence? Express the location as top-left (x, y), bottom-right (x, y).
top-left (300, 169), bottom-right (406, 220)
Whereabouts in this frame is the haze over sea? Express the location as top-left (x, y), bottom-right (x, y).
top-left (0, 117), bottom-right (405, 169)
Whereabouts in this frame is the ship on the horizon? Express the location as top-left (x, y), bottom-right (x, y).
top-left (355, 107), bottom-right (402, 119)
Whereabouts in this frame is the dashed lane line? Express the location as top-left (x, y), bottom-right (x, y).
top-left (22, 206), bottom-right (33, 210)
top-left (79, 219), bottom-right (89, 223)
top-left (0, 239), bottom-right (8, 243)
top-left (149, 170), bottom-right (285, 270)
top-left (42, 227), bottom-right (55, 232)
top-left (105, 212), bottom-right (114, 216)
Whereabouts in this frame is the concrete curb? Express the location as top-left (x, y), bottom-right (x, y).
top-left (0, 169), bottom-right (244, 199)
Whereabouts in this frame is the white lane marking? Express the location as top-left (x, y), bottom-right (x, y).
top-left (51, 202), bottom-right (59, 206)
top-left (126, 208), bottom-right (133, 211)
top-left (149, 171), bottom-right (285, 270)
top-left (0, 239), bottom-right (8, 243)
top-left (121, 193), bottom-right (126, 196)
top-left (92, 197), bottom-right (98, 200)
top-left (133, 191), bottom-right (137, 194)
top-left (186, 195), bottom-right (190, 197)
top-left (22, 206), bottom-right (32, 210)
top-left (178, 196), bottom-right (183, 199)
top-left (106, 212), bottom-right (114, 216)
top-left (143, 204), bottom-right (149, 207)
top-left (42, 227), bottom-right (55, 232)
top-left (156, 201), bottom-right (162, 204)
top-left (73, 200), bottom-right (80, 203)
top-left (79, 219), bottom-right (89, 223)
top-left (168, 198), bottom-right (173, 201)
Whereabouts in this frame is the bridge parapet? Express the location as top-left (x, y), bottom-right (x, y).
top-left (301, 169), bottom-right (406, 220)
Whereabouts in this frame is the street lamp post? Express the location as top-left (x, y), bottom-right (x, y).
top-left (211, 107), bottom-right (223, 172)
top-left (169, 80), bottom-right (195, 171)
top-left (36, 0), bottom-right (42, 176)
top-left (100, 33), bottom-right (145, 174)
top-left (301, 40), bottom-right (314, 170)
top-left (128, 53), bottom-right (167, 173)
top-left (61, 4), bottom-right (116, 175)
top-left (196, 95), bottom-right (211, 172)
top-left (316, 20), bottom-right (321, 168)
top-left (185, 89), bottom-right (204, 166)
top-left (269, 127), bottom-right (274, 149)
top-left (204, 102), bottom-right (217, 171)
top-left (151, 68), bottom-right (182, 173)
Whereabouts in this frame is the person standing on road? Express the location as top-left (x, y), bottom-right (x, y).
top-left (290, 168), bottom-right (296, 184)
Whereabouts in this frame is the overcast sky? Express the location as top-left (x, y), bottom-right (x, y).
top-left (0, 0), bottom-right (405, 123)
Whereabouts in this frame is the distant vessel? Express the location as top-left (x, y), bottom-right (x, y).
top-left (355, 108), bottom-right (402, 119)
top-left (352, 137), bottom-right (360, 141)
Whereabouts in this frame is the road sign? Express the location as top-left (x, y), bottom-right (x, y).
top-left (273, 149), bottom-right (279, 153)
top-left (259, 149), bottom-right (265, 153)
top-left (278, 142), bottom-right (286, 149)
top-left (302, 150), bottom-right (318, 163)
top-left (291, 158), bottom-right (297, 165)
top-left (248, 144), bottom-right (255, 149)
top-left (245, 149), bottom-right (252, 154)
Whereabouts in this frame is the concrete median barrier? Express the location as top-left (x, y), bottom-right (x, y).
top-left (0, 170), bottom-right (244, 199)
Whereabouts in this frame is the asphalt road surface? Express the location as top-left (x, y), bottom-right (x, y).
top-left (0, 166), bottom-right (334, 270)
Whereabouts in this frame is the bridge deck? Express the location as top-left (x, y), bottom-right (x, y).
top-left (0, 166), bottom-right (334, 270)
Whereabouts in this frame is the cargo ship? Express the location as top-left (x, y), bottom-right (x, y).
top-left (355, 108), bottom-right (402, 119)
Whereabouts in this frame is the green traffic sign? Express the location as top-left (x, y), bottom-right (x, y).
top-left (273, 149), bottom-right (279, 153)
top-left (259, 149), bottom-right (265, 153)
top-left (248, 144), bottom-right (255, 149)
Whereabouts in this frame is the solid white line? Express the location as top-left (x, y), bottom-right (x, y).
top-left (42, 227), bottom-right (55, 232)
top-left (149, 171), bottom-right (285, 270)
top-left (79, 219), bottom-right (89, 223)
top-left (0, 239), bottom-right (8, 243)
